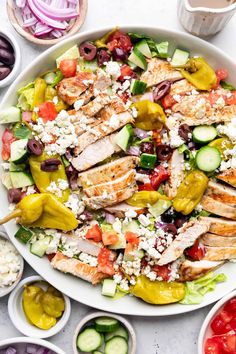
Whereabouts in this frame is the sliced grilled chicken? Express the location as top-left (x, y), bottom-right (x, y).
top-left (57, 72), bottom-right (95, 105)
top-left (165, 150), bottom-right (184, 198)
top-left (217, 168), bottom-right (236, 188)
top-left (80, 93), bottom-right (111, 117)
top-left (200, 217), bottom-right (236, 237)
top-left (93, 68), bottom-right (112, 92)
top-left (62, 236), bottom-right (102, 257)
top-left (78, 156), bottom-right (139, 188)
top-left (178, 259), bottom-right (223, 282)
top-left (158, 221), bottom-right (210, 265)
top-left (140, 58), bottom-right (182, 87)
top-left (169, 79), bottom-right (196, 96)
top-left (83, 182), bottom-right (137, 210)
top-left (201, 196), bottom-right (236, 220)
top-left (84, 170), bottom-right (136, 198)
top-left (104, 202), bottom-right (144, 218)
top-left (72, 133), bottom-right (121, 171)
top-left (204, 246), bottom-right (236, 261)
top-left (206, 180), bottom-right (236, 205)
top-left (201, 233), bottom-right (236, 247)
top-left (51, 252), bottom-right (108, 285)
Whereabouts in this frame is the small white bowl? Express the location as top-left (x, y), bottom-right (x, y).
top-left (0, 231), bottom-right (24, 298)
top-left (0, 336), bottom-right (66, 354)
top-left (198, 289), bottom-right (236, 354)
top-left (73, 311), bottom-right (137, 354)
top-left (8, 275), bottom-right (71, 339)
top-left (0, 30), bottom-right (21, 88)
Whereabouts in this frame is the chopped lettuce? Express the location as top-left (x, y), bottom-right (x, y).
top-left (220, 80), bottom-right (235, 91)
top-left (17, 88), bottom-right (35, 111)
top-left (180, 272), bottom-right (227, 304)
top-left (112, 285), bottom-right (129, 300)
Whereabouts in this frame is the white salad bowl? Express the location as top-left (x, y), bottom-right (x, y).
top-left (1, 26), bottom-right (236, 316)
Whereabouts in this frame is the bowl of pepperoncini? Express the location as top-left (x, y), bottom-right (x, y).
top-left (8, 275), bottom-right (71, 338)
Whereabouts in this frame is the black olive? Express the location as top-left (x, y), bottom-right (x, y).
top-left (162, 223), bottom-right (177, 236)
top-left (156, 144), bottom-right (173, 161)
top-left (178, 124), bottom-right (192, 142)
top-left (79, 42), bottom-right (97, 61)
top-left (27, 139), bottom-right (44, 156)
top-left (153, 80), bottom-right (171, 102)
top-left (97, 49), bottom-right (111, 67)
top-left (41, 158), bottom-right (61, 172)
top-left (8, 188), bottom-right (22, 203)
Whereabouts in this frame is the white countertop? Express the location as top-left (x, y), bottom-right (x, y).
top-left (0, 1), bottom-right (236, 353)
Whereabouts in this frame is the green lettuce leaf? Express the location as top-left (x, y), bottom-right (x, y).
top-left (17, 87), bottom-right (35, 111)
top-left (220, 80), bottom-right (235, 91)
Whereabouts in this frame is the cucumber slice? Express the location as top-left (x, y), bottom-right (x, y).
top-left (56, 45), bottom-right (79, 67)
top-left (30, 236), bottom-right (51, 257)
top-left (95, 317), bottom-right (119, 333)
top-left (196, 146), bottom-right (221, 172)
top-left (93, 351), bottom-right (103, 354)
top-left (77, 328), bottom-right (102, 352)
top-left (43, 72), bottom-right (57, 85)
top-left (128, 48), bottom-right (147, 70)
top-left (102, 279), bottom-right (117, 297)
top-left (80, 59), bottom-right (98, 72)
top-left (135, 39), bottom-right (152, 58)
top-left (0, 107), bottom-right (21, 124)
top-left (140, 153), bottom-right (157, 169)
top-left (10, 171), bottom-right (34, 188)
top-left (148, 199), bottom-right (172, 217)
top-left (15, 226), bottom-right (33, 244)
top-left (130, 79), bottom-right (147, 95)
top-left (1, 173), bottom-right (13, 190)
top-left (156, 41), bottom-right (169, 58)
top-left (114, 124), bottom-right (133, 151)
top-left (10, 139), bottom-right (29, 164)
top-left (122, 220), bottom-right (139, 233)
top-left (105, 336), bottom-right (128, 354)
top-left (109, 233), bottom-right (126, 250)
top-left (105, 326), bottom-right (129, 342)
top-left (193, 125), bottom-right (218, 144)
top-left (171, 48), bottom-right (189, 67)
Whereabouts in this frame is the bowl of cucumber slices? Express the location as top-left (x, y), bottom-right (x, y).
top-left (73, 311), bottom-right (137, 354)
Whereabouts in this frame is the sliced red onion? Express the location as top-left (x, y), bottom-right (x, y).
top-left (127, 145), bottom-right (140, 156)
top-left (67, 0), bottom-right (78, 3)
top-left (33, 0), bottom-right (79, 21)
top-left (134, 128), bottom-right (149, 139)
top-left (26, 344), bottom-right (37, 353)
top-left (140, 92), bottom-right (154, 102)
top-left (35, 348), bottom-right (45, 354)
top-left (23, 16), bottom-right (38, 27)
top-left (51, 29), bottom-right (64, 38)
top-left (105, 212), bottom-right (116, 224)
top-left (22, 5), bottom-right (32, 16)
top-left (16, 0), bottom-right (26, 8)
top-left (34, 22), bottom-right (52, 37)
top-left (155, 221), bottom-right (164, 228)
top-left (5, 348), bottom-right (17, 354)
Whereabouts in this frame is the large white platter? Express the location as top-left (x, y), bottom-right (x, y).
top-left (1, 26), bottom-right (236, 316)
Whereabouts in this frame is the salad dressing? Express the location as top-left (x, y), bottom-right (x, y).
top-left (188, 0), bottom-right (234, 8)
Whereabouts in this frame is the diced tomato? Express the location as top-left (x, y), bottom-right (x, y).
top-left (221, 332), bottom-right (236, 353)
top-left (138, 183), bottom-right (154, 191)
top-left (97, 247), bottom-right (115, 275)
top-left (85, 224), bottom-right (102, 243)
top-left (1, 128), bottom-right (16, 161)
top-left (47, 253), bottom-right (56, 262)
top-left (224, 298), bottom-right (236, 315)
top-left (38, 102), bottom-right (58, 122)
top-left (102, 231), bottom-right (119, 246)
top-left (150, 165), bottom-right (169, 190)
top-left (125, 231), bottom-right (139, 246)
top-left (153, 265), bottom-right (170, 281)
top-left (118, 64), bottom-right (134, 81)
top-left (205, 337), bottom-right (221, 354)
top-left (161, 94), bottom-right (177, 109)
top-left (185, 240), bottom-right (206, 261)
top-left (213, 68), bottom-right (228, 89)
top-left (225, 91), bottom-right (236, 105)
top-left (107, 30), bottom-right (132, 53)
top-left (211, 311), bottom-right (233, 335)
top-left (119, 91), bottom-right (130, 104)
top-left (59, 59), bottom-right (77, 78)
top-left (209, 92), bottom-right (221, 106)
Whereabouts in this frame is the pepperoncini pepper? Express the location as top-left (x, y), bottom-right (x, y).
top-left (45, 86), bottom-right (68, 112)
top-left (180, 58), bottom-right (217, 91)
top-left (130, 275), bottom-right (185, 304)
top-left (42, 286), bottom-right (65, 318)
top-left (0, 193), bottom-right (78, 231)
top-left (133, 100), bottom-right (166, 130)
top-left (32, 78), bottom-right (47, 122)
top-left (173, 170), bottom-right (208, 215)
top-left (29, 152), bottom-right (70, 203)
top-left (208, 137), bottom-right (233, 160)
top-left (127, 191), bottom-right (170, 208)
top-left (94, 27), bottom-right (119, 48)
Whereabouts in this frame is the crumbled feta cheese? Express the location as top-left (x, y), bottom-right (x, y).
top-left (52, 96), bottom-right (59, 105)
top-left (46, 179), bottom-right (69, 198)
top-left (113, 218), bottom-right (122, 234)
top-left (138, 214), bottom-right (151, 227)
top-left (0, 238), bottom-right (21, 288)
top-left (46, 232), bottom-right (61, 254)
top-left (217, 118), bottom-right (236, 144)
top-left (125, 209), bottom-right (137, 218)
top-left (74, 99), bottom-right (84, 111)
top-left (105, 61), bottom-right (121, 80)
top-left (26, 186), bottom-right (36, 196)
top-left (135, 173), bottom-right (150, 184)
top-left (215, 96), bottom-right (225, 108)
top-left (79, 252), bottom-right (98, 267)
top-left (65, 194), bottom-right (85, 216)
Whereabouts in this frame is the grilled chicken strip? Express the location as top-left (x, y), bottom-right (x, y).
top-left (80, 93), bottom-right (111, 117)
top-left (104, 202), bottom-right (144, 218)
top-left (158, 221), bottom-right (210, 265)
top-left (51, 252), bottom-right (108, 285)
top-left (179, 260), bottom-right (223, 282)
top-left (165, 150), bottom-right (184, 198)
top-left (93, 68), bottom-right (112, 92)
top-left (201, 233), bottom-right (236, 247)
top-left (140, 58), bottom-right (182, 87)
top-left (201, 196), bottom-right (236, 220)
top-left (204, 246), bottom-right (236, 261)
top-left (169, 79), bottom-right (196, 96)
top-left (217, 168), bottom-right (236, 188)
top-left (206, 180), bottom-right (236, 205)
top-left (61, 236), bottom-right (103, 257)
top-left (72, 133), bottom-right (121, 171)
top-left (200, 217), bottom-right (236, 237)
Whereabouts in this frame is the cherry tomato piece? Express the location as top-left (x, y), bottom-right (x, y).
top-left (102, 231), bottom-right (119, 246)
top-left (150, 165), bottom-right (169, 190)
top-left (38, 102), bottom-right (58, 122)
top-left (107, 30), bottom-right (132, 54)
top-left (97, 247), bottom-right (115, 275)
top-left (125, 231), bottom-right (139, 246)
top-left (138, 183), bottom-right (154, 191)
top-left (85, 224), bottom-right (102, 242)
top-left (204, 337), bottom-right (221, 354)
top-left (225, 91), bottom-right (236, 105)
top-left (59, 59), bottom-right (77, 78)
top-left (224, 298), bottom-right (236, 315)
top-left (153, 265), bottom-right (170, 281)
top-left (214, 68), bottom-right (228, 88)
top-left (185, 240), bottom-right (206, 261)
top-left (161, 94), bottom-right (177, 109)
top-left (1, 128), bottom-right (16, 161)
top-left (119, 64), bottom-right (134, 81)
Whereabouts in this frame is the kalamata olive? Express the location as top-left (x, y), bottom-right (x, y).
top-left (136, 167), bottom-right (151, 175)
top-left (0, 65), bottom-right (11, 80)
top-left (0, 48), bottom-right (15, 66)
top-left (79, 42), bottom-right (97, 61)
top-left (162, 223), bottom-right (177, 236)
top-left (178, 124), bottom-right (192, 142)
top-left (140, 142), bottom-right (155, 154)
top-left (27, 139), bottom-right (44, 156)
top-left (80, 210), bottom-right (93, 221)
top-left (156, 144), bottom-right (173, 161)
top-left (174, 214), bottom-right (188, 229)
top-left (161, 210), bottom-right (174, 224)
top-left (66, 164), bottom-right (78, 190)
top-left (65, 149), bottom-right (73, 161)
top-left (7, 188), bottom-right (22, 204)
top-left (97, 49), bottom-right (111, 67)
top-left (0, 36), bottom-right (13, 52)
top-left (41, 158), bottom-right (61, 172)
top-left (111, 47), bottom-right (127, 61)
top-left (153, 80), bottom-right (171, 102)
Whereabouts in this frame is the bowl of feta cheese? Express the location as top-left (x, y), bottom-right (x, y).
top-left (0, 231), bottom-right (24, 297)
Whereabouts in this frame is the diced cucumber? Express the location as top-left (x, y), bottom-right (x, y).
top-left (77, 328), bottom-right (102, 352)
top-left (135, 39), bottom-right (152, 58)
top-left (140, 153), bottom-right (157, 169)
top-left (15, 226), bottom-right (33, 244)
top-left (128, 48), bottom-right (147, 70)
top-left (130, 79), bottom-right (147, 95)
top-left (124, 248), bottom-right (144, 261)
top-left (56, 45), bottom-right (79, 67)
top-left (93, 351), bottom-right (103, 354)
top-left (109, 233), bottom-right (126, 250)
top-left (104, 336), bottom-right (128, 354)
top-left (1, 173), bottom-right (13, 189)
top-left (171, 48), bottom-right (189, 67)
top-left (105, 326), bottom-right (129, 342)
top-left (101, 224), bottom-right (113, 233)
top-left (114, 124), bottom-right (133, 151)
top-left (10, 172), bottom-right (34, 188)
top-left (10, 139), bottom-right (29, 164)
top-left (192, 125), bottom-right (218, 144)
top-left (122, 220), bottom-right (139, 233)
top-left (148, 199), bottom-right (172, 217)
top-left (0, 107), bottom-right (21, 124)
top-left (127, 60), bottom-right (137, 70)
top-left (30, 236), bottom-right (51, 257)
top-left (10, 162), bottom-right (26, 172)
top-left (156, 41), bottom-right (169, 58)
top-left (196, 146), bottom-right (221, 172)
top-left (43, 72), bottom-right (57, 85)
top-left (95, 317), bottom-right (119, 333)
top-left (79, 59), bottom-right (98, 72)
top-left (102, 279), bottom-right (117, 297)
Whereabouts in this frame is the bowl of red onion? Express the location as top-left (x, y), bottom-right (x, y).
top-left (0, 337), bottom-right (66, 354)
top-left (6, 0), bottom-right (88, 46)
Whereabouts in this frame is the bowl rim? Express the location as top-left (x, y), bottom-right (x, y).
top-left (198, 289), bottom-right (236, 354)
top-left (8, 275), bottom-right (71, 339)
top-left (72, 311), bottom-right (137, 354)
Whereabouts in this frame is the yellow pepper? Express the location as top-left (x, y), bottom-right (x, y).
top-left (173, 170), bottom-right (208, 215)
top-left (180, 58), bottom-right (217, 91)
top-left (32, 78), bottom-right (47, 122)
top-left (208, 137), bottom-right (233, 160)
top-left (127, 191), bottom-right (170, 208)
top-left (29, 152), bottom-right (70, 203)
top-left (42, 286), bottom-right (65, 318)
top-left (94, 27), bottom-right (119, 48)
top-left (0, 193), bottom-right (78, 231)
top-left (133, 100), bottom-right (166, 130)
top-left (45, 87), bottom-right (68, 112)
top-left (130, 275), bottom-right (185, 304)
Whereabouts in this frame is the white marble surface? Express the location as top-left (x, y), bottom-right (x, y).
top-left (0, 1), bottom-right (236, 353)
